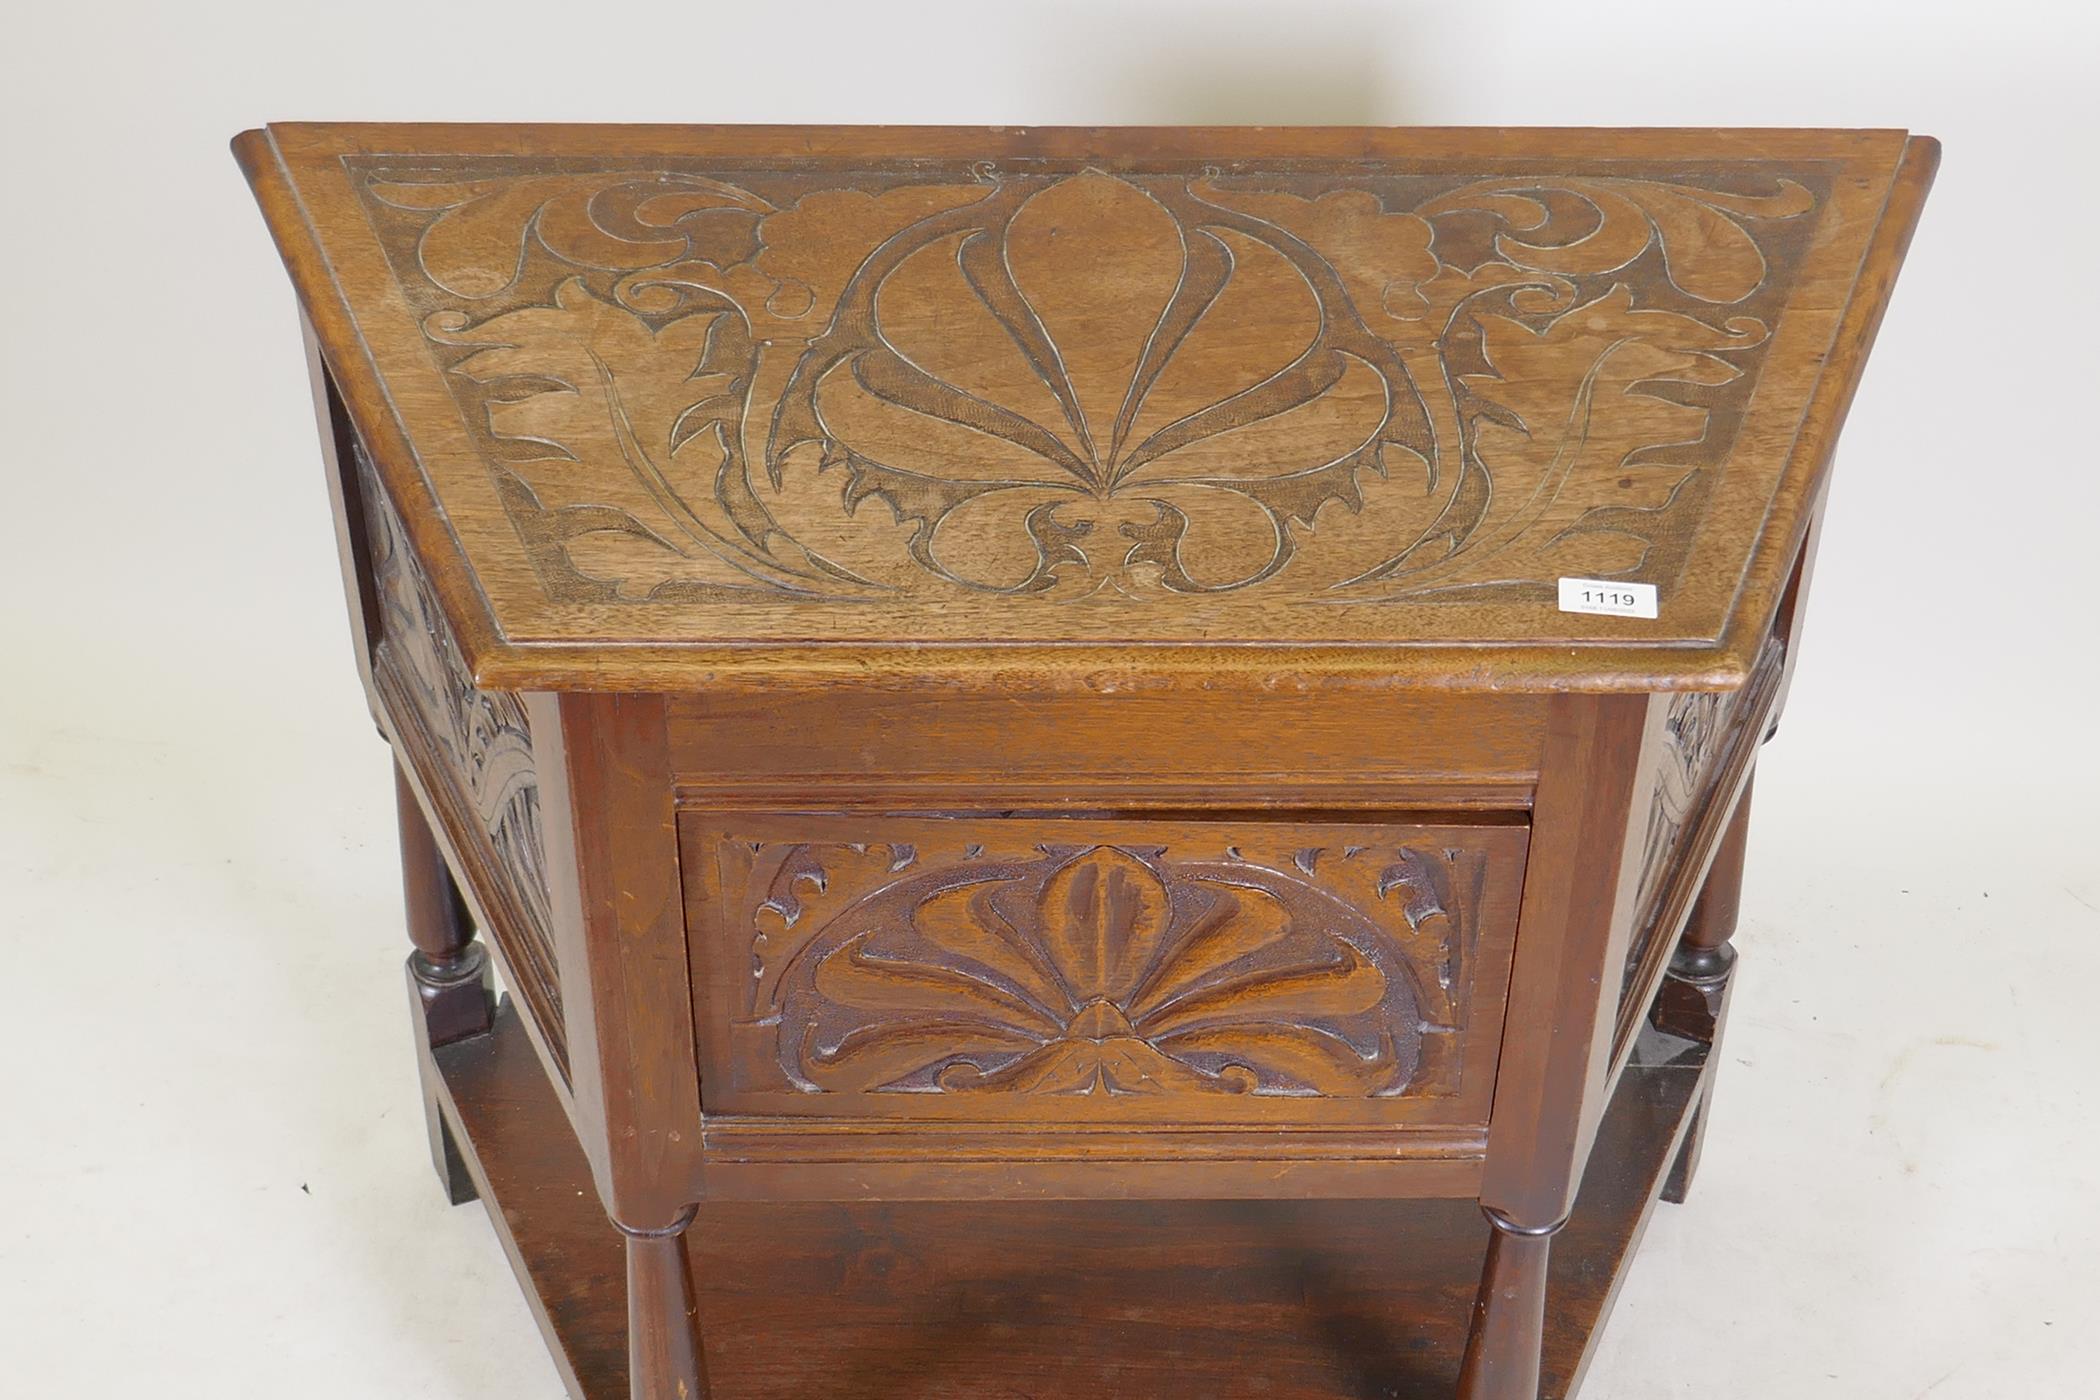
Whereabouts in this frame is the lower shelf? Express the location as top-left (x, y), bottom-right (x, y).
top-left (431, 1002), bottom-right (1708, 1399)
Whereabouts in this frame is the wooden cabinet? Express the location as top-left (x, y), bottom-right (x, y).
top-left (240, 122), bottom-right (1935, 1398)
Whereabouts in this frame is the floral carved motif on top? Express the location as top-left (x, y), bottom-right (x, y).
top-left (352, 158), bottom-right (1822, 606)
top-left (715, 837), bottom-right (1497, 1104)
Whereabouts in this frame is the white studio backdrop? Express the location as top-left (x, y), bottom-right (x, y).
top-left (2, 3), bottom-right (2095, 1397)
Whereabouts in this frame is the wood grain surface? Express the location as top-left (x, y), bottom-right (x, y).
top-left (684, 814), bottom-right (1526, 1127)
top-left (433, 997), bottom-right (1708, 1399)
top-left (252, 124), bottom-right (1936, 1397)
top-left (237, 125), bottom-right (1938, 693)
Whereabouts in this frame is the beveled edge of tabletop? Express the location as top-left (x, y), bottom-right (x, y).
top-left (234, 124), bottom-right (1940, 696)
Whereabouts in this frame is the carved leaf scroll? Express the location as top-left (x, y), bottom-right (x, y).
top-left (356, 158), bottom-right (1820, 607)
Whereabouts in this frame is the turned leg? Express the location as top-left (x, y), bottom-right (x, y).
top-left (1457, 1209), bottom-right (1558, 1400)
top-left (1654, 775), bottom-right (1753, 1204)
top-left (622, 1211), bottom-right (708, 1400)
top-left (396, 761), bottom-right (494, 1205)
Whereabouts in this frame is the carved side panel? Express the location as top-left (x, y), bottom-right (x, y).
top-left (1618, 639), bottom-right (1785, 1002)
top-left (1633, 691), bottom-right (1739, 917)
top-left (684, 815), bottom-right (1527, 1127)
top-left (356, 442), bottom-right (566, 1068)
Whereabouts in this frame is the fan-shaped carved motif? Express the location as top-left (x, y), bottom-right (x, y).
top-left (731, 839), bottom-right (1489, 1102)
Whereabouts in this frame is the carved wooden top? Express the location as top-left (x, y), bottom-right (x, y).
top-left (239, 125), bottom-right (1934, 692)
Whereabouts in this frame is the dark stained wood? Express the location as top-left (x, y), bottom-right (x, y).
top-left (303, 319), bottom-right (382, 708)
top-left (1768, 478), bottom-right (1832, 739)
top-left (409, 976), bottom-right (486, 1208)
top-left (678, 810), bottom-right (1526, 1203)
top-left (1677, 775), bottom-right (1754, 981)
top-left (1610, 643), bottom-right (1785, 1067)
top-left (397, 759), bottom-right (495, 1204)
top-left (683, 813), bottom-right (1525, 1122)
top-left (624, 1224), bottom-right (708, 1400)
top-left (527, 691), bottom-right (703, 1231)
top-left (1656, 777), bottom-right (1754, 1204)
top-left (397, 761), bottom-right (479, 986)
top-left (241, 123), bottom-right (1936, 1398)
top-left (667, 690), bottom-right (1548, 807)
top-left (363, 448), bottom-right (568, 1068)
top-left (350, 413), bottom-right (573, 1092)
top-left (1462, 692), bottom-right (1653, 1377)
top-left (1458, 1218), bottom-right (1552, 1400)
top-left (434, 1001), bottom-right (1706, 1399)
top-left (428, 999), bottom-right (626, 1398)
top-left (381, 671), bottom-right (578, 1112)
top-left (1481, 695), bottom-right (1655, 1229)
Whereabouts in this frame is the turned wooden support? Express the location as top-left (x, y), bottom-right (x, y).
top-left (1655, 774), bottom-right (1754, 1203)
top-left (397, 763), bottom-right (492, 1036)
top-left (1456, 1208), bottom-right (1560, 1400)
top-left (1670, 771), bottom-right (1753, 991)
top-left (621, 1210), bottom-right (708, 1400)
top-left (396, 761), bottom-right (495, 1203)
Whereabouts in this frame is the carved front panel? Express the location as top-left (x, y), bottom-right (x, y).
top-left (683, 815), bottom-right (1526, 1127)
top-left (357, 441), bottom-right (566, 1064)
